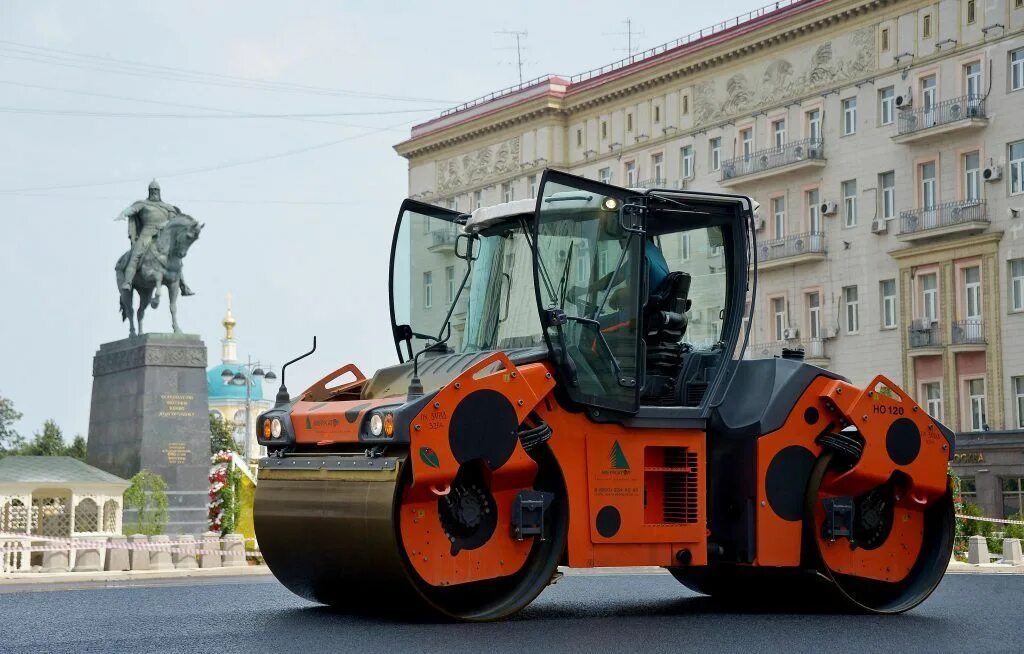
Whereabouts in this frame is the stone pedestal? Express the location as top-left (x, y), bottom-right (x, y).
top-left (222, 533), bottom-right (245, 567)
top-left (129, 534), bottom-right (150, 570)
top-left (106, 535), bottom-right (130, 571)
top-left (967, 534), bottom-right (990, 564)
top-left (149, 535), bottom-right (173, 570)
top-left (199, 532), bottom-right (221, 569)
top-left (1002, 538), bottom-right (1023, 565)
top-left (72, 538), bottom-right (103, 572)
top-left (87, 334), bottom-right (209, 535)
top-left (173, 535), bottom-right (199, 569)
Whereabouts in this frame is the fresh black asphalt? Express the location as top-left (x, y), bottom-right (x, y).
top-left (1, 573), bottom-right (1021, 653)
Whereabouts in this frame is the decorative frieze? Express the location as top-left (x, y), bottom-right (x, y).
top-left (435, 137), bottom-right (521, 194)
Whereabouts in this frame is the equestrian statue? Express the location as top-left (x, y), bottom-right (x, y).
top-left (114, 180), bottom-right (203, 336)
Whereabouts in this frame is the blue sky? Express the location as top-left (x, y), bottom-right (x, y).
top-left (0, 0), bottom-right (762, 438)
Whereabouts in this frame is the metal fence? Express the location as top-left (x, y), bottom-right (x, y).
top-left (721, 138), bottom-right (824, 182)
top-left (430, 227), bottom-right (458, 249)
top-left (908, 323), bottom-right (942, 348)
top-left (899, 200), bottom-right (988, 235)
top-left (897, 94), bottom-right (986, 135)
top-left (748, 338), bottom-right (826, 359)
top-left (952, 319), bottom-right (985, 345)
top-left (757, 231), bottom-right (826, 262)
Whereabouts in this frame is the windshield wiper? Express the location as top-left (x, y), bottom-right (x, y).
top-left (556, 241), bottom-right (574, 307)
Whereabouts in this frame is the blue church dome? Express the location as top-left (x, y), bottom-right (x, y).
top-left (207, 364), bottom-right (266, 401)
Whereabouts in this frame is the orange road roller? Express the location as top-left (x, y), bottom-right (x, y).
top-left (253, 170), bottom-right (955, 621)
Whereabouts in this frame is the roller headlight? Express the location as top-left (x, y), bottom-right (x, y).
top-left (369, 413), bottom-right (384, 436)
top-left (270, 417), bottom-right (283, 439)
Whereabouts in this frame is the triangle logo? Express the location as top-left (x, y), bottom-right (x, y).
top-left (609, 440), bottom-right (629, 470)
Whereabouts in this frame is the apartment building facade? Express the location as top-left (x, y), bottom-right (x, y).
top-left (395, 0), bottom-right (1024, 517)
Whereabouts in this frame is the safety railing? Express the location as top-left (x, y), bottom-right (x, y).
top-left (720, 138), bottom-right (824, 182)
top-left (757, 231), bottom-right (826, 262)
top-left (899, 200), bottom-right (988, 235)
top-left (897, 94), bottom-right (986, 135)
top-left (952, 319), bottom-right (985, 345)
top-left (430, 226), bottom-right (458, 249)
top-left (908, 322), bottom-right (942, 348)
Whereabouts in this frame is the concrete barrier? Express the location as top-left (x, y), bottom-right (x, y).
top-left (106, 535), bottom-right (130, 571)
top-left (1003, 538), bottom-right (1023, 565)
top-left (149, 535), bottom-right (174, 571)
top-left (173, 535), bottom-right (199, 569)
top-left (72, 537), bottom-right (103, 572)
top-left (129, 534), bottom-right (150, 571)
top-left (41, 548), bottom-right (70, 573)
top-left (222, 533), bottom-right (245, 567)
top-left (967, 535), bottom-right (990, 564)
top-left (199, 532), bottom-right (221, 568)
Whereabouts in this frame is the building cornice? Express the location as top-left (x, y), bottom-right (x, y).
top-left (888, 232), bottom-right (1005, 261)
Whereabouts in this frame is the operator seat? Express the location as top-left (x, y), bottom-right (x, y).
top-left (640, 271), bottom-right (691, 403)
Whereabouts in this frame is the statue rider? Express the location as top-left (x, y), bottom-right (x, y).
top-left (117, 179), bottom-right (194, 295)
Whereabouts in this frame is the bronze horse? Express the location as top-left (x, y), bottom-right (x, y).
top-left (115, 213), bottom-right (203, 336)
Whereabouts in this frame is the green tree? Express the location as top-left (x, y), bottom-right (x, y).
top-left (210, 412), bottom-right (241, 455)
top-left (66, 435), bottom-right (87, 461)
top-left (123, 470), bottom-right (169, 535)
top-left (23, 420), bottom-right (67, 456)
top-left (0, 393), bottom-right (23, 454)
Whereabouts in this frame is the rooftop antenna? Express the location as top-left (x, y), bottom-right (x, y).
top-left (275, 336), bottom-right (317, 406)
top-left (604, 18), bottom-right (644, 59)
top-left (497, 30), bottom-right (528, 84)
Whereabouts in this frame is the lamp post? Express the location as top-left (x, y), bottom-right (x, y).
top-left (219, 355), bottom-right (276, 461)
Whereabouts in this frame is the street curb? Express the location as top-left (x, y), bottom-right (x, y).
top-left (0, 564), bottom-right (272, 585)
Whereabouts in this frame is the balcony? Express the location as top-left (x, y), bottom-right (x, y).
top-left (897, 200), bottom-right (989, 242)
top-left (429, 226), bottom-right (458, 252)
top-left (907, 322), bottom-right (942, 353)
top-left (747, 337), bottom-right (830, 367)
top-left (892, 95), bottom-right (987, 144)
top-left (754, 232), bottom-right (826, 271)
top-left (952, 319), bottom-right (985, 346)
top-left (719, 138), bottom-right (825, 186)
top-left (633, 177), bottom-right (689, 190)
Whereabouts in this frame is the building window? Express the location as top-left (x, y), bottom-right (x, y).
top-left (1010, 140), bottom-right (1024, 195)
top-left (598, 167), bottom-right (612, 185)
top-left (771, 297), bottom-right (787, 341)
top-left (654, 105), bottom-right (661, 123)
top-left (922, 13), bottom-right (932, 39)
top-left (740, 127), bottom-right (753, 158)
top-left (881, 27), bottom-right (890, 52)
top-left (922, 381), bottom-right (942, 419)
top-left (1010, 259), bottom-right (1024, 311)
top-left (624, 160), bottom-right (637, 186)
top-left (472, 190), bottom-right (482, 210)
top-left (881, 279), bottom-right (897, 329)
top-left (651, 153), bottom-right (664, 182)
top-left (965, 61), bottom-right (983, 100)
top-left (710, 137), bottom-right (721, 171)
top-left (806, 109), bottom-right (821, 141)
top-left (967, 0), bottom-right (976, 23)
top-left (527, 175), bottom-right (537, 199)
top-left (601, 121), bottom-right (608, 139)
top-left (501, 181), bottom-right (513, 203)
top-left (1014, 376), bottom-right (1024, 428)
top-left (844, 286), bottom-right (859, 334)
top-left (966, 378), bottom-right (987, 431)
top-left (445, 266), bottom-right (455, 303)
top-left (842, 97), bottom-right (857, 135)
top-left (921, 162), bottom-right (937, 209)
top-left (680, 145), bottom-right (694, 179)
top-left (881, 171), bottom-right (896, 220)
top-left (879, 86), bottom-right (895, 125)
top-left (772, 196), bottom-right (786, 239)
top-left (807, 189), bottom-right (821, 232)
top-left (423, 271), bottom-right (433, 309)
top-left (772, 119), bottom-right (786, 147)
top-left (682, 94), bottom-right (690, 115)
top-left (960, 477), bottom-right (977, 505)
top-left (964, 266), bottom-right (982, 319)
top-left (920, 272), bottom-right (938, 322)
top-left (964, 152), bottom-right (981, 202)
top-left (576, 129), bottom-right (582, 147)
top-left (921, 75), bottom-right (937, 117)
top-left (1004, 478), bottom-right (1024, 518)
top-left (626, 113), bottom-right (633, 132)
top-left (1012, 49), bottom-right (1024, 92)
top-left (807, 291), bottom-right (821, 339)
top-left (842, 179), bottom-right (858, 227)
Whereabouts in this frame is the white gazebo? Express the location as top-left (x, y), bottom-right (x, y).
top-left (0, 456), bottom-right (130, 572)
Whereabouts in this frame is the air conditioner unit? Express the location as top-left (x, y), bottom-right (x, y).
top-left (754, 217), bottom-right (766, 231)
top-left (821, 201), bottom-right (838, 216)
top-left (871, 218), bottom-right (888, 234)
top-left (823, 326), bottom-right (839, 339)
top-left (983, 165), bottom-right (1003, 182)
top-left (783, 327), bottom-right (800, 340)
top-left (895, 90), bottom-right (913, 109)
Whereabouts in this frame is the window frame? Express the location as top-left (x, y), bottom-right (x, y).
top-left (842, 179), bottom-right (858, 228)
top-left (772, 196), bottom-right (786, 240)
top-left (881, 278), bottom-right (898, 329)
top-left (423, 270), bottom-right (433, 309)
top-left (1010, 258), bottom-right (1024, 312)
top-left (651, 152), bottom-right (664, 183)
top-left (806, 290), bottom-right (821, 339)
top-left (881, 171), bottom-right (896, 220)
top-left (879, 86), bottom-right (895, 126)
top-left (965, 377), bottom-right (987, 432)
top-left (881, 27), bottom-right (890, 52)
top-left (680, 145), bottom-right (694, 180)
top-left (772, 119), bottom-right (786, 148)
top-left (964, 151), bottom-right (981, 202)
top-left (1015, 375), bottom-right (1024, 429)
top-left (710, 137), bottom-right (721, 171)
top-left (963, 265), bottom-right (982, 320)
top-left (844, 285), bottom-right (860, 334)
top-left (842, 97), bottom-right (857, 136)
top-left (771, 296), bottom-right (787, 341)
top-left (1010, 140), bottom-right (1024, 195)
top-left (921, 380), bottom-right (943, 420)
top-left (445, 265), bottom-right (455, 304)
top-left (920, 272), bottom-right (939, 323)
top-left (1012, 48), bottom-right (1024, 92)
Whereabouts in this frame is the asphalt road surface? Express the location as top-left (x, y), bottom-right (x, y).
top-left (2, 572), bottom-right (1021, 654)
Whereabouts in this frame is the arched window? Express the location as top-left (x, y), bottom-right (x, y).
top-left (103, 499), bottom-right (119, 533)
top-left (75, 498), bottom-right (99, 533)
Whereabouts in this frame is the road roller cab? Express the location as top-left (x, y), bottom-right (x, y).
top-left (254, 170), bottom-right (956, 621)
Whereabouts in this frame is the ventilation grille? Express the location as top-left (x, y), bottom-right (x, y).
top-left (662, 448), bottom-right (699, 524)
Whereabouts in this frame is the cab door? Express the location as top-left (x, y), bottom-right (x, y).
top-left (532, 170), bottom-right (645, 414)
